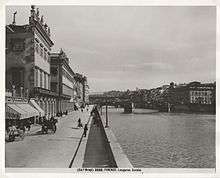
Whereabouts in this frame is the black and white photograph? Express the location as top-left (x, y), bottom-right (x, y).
top-left (2, 2), bottom-right (218, 176)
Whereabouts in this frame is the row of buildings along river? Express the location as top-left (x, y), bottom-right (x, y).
top-left (90, 81), bottom-right (216, 114)
top-left (5, 5), bottom-right (89, 128)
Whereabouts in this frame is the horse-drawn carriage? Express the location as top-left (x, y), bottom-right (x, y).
top-left (41, 117), bottom-right (58, 134)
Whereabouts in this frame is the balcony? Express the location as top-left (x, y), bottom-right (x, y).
top-left (31, 87), bottom-right (59, 97)
top-left (60, 93), bottom-right (71, 100)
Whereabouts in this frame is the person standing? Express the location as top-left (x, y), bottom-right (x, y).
top-left (83, 124), bottom-right (88, 137)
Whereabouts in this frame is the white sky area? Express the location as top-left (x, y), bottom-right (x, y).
top-left (6, 6), bottom-right (216, 92)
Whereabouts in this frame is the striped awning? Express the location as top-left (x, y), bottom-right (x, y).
top-left (6, 104), bottom-right (27, 119)
top-left (30, 99), bottom-right (45, 117)
top-left (6, 103), bottom-right (39, 120)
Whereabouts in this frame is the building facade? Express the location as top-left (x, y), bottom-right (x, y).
top-left (50, 49), bottom-right (77, 114)
top-left (6, 5), bottom-right (58, 120)
top-left (188, 82), bottom-right (215, 105)
top-left (84, 78), bottom-right (90, 104)
top-left (164, 81), bottom-right (216, 113)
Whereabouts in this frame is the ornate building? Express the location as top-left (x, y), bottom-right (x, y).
top-left (188, 82), bottom-right (215, 105)
top-left (50, 49), bottom-right (89, 113)
top-left (163, 81), bottom-right (216, 113)
top-left (50, 49), bottom-right (76, 114)
top-left (6, 5), bottom-right (58, 119)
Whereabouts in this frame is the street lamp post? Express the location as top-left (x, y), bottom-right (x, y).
top-left (105, 98), bottom-right (109, 128)
top-left (100, 104), bottom-right (102, 115)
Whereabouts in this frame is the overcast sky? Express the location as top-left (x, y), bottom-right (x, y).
top-left (6, 6), bottom-right (216, 92)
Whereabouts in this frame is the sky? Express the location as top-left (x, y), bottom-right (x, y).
top-left (6, 6), bottom-right (216, 92)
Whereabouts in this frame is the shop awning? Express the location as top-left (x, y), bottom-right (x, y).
top-left (30, 99), bottom-right (45, 117)
top-left (7, 104), bottom-right (29, 119)
top-left (6, 103), bottom-right (39, 120)
top-left (16, 103), bottom-right (39, 118)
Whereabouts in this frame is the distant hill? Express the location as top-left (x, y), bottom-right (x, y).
top-left (89, 92), bottom-right (104, 95)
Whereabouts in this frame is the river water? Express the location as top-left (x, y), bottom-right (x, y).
top-left (105, 108), bottom-right (215, 168)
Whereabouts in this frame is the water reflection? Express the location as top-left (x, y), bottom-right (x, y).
top-left (107, 108), bottom-right (215, 168)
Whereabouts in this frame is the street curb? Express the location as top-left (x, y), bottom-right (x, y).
top-left (68, 107), bottom-right (93, 168)
top-left (104, 127), bottom-right (133, 168)
top-left (70, 114), bottom-right (93, 168)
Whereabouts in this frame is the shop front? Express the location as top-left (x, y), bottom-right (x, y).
top-left (30, 87), bottom-right (58, 120)
top-left (30, 99), bottom-right (45, 123)
top-left (5, 101), bottom-right (39, 131)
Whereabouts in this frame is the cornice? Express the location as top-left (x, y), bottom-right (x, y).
top-left (33, 20), bottom-right (54, 47)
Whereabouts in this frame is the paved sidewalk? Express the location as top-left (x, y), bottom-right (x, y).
top-left (68, 112), bottom-right (93, 168)
top-left (6, 106), bottom-right (93, 168)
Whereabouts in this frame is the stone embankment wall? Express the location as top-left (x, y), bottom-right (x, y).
top-left (97, 110), bottom-right (133, 168)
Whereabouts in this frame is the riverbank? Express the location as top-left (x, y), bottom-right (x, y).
top-left (133, 108), bottom-right (159, 114)
top-left (82, 108), bottom-right (133, 168)
top-left (5, 105), bottom-right (134, 169)
top-left (132, 107), bottom-right (215, 115)
top-left (138, 103), bottom-right (215, 114)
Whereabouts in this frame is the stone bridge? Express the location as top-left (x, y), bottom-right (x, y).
top-left (89, 95), bottom-right (134, 113)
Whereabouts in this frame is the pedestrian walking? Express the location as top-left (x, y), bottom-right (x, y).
top-left (83, 124), bottom-right (88, 137)
top-left (77, 118), bottom-right (83, 128)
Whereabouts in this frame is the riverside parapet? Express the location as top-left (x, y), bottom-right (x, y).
top-left (99, 112), bottom-right (133, 168)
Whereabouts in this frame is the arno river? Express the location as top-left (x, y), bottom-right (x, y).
top-left (104, 108), bottom-right (215, 168)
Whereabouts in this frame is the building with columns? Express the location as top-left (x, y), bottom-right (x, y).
top-left (50, 50), bottom-right (89, 112)
top-left (50, 49), bottom-right (77, 114)
top-left (83, 77), bottom-right (90, 104)
top-left (6, 5), bottom-right (58, 120)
